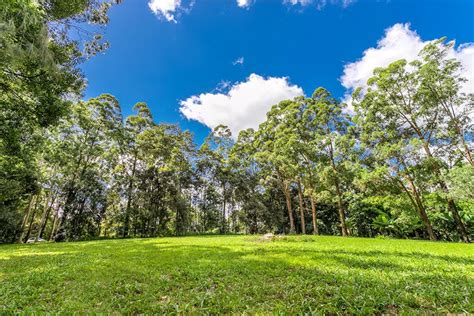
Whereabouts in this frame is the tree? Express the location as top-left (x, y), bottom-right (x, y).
top-left (52, 94), bottom-right (123, 240)
top-left (199, 125), bottom-right (235, 233)
top-left (417, 39), bottom-right (473, 166)
top-left (353, 43), bottom-right (470, 242)
top-left (307, 88), bottom-right (356, 237)
top-left (121, 102), bottom-right (154, 237)
top-left (0, 0), bottom-right (118, 242)
top-left (253, 101), bottom-right (301, 234)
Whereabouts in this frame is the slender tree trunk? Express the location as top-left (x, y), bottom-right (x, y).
top-left (49, 203), bottom-right (61, 241)
top-left (58, 146), bottom-right (89, 231)
top-left (282, 181), bottom-right (295, 234)
top-left (23, 192), bottom-right (42, 243)
top-left (420, 141), bottom-right (470, 242)
top-left (97, 203), bottom-right (107, 237)
top-left (447, 197), bottom-right (470, 242)
top-left (437, 95), bottom-right (474, 166)
top-left (37, 194), bottom-right (56, 240)
top-left (72, 197), bottom-right (87, 239)
top-left (335, 183), bottom-right (348, 237)
top-left (297, 182), bottom-right (306, 234)
top-left (310, 196), bottom-right (319, 235)
top-left (221, 183), bottom-right (226, 234)
top-left (19, 195), bottom-right (35, 242)
top-left (59, 187), bottom-right (74, 231)
top-left (328, 141), bottom-right (348, 237)
top-left (124, 152), bottom-right (138, 238)
top-left (299, 155), bottom-right (320, 235)
top-left (403, 177), bottom-right (436, 241)
top-left (461, 140), bottom-right (473, 166)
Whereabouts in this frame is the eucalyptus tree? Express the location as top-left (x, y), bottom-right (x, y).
top-left (307, 88), bottom-right (356, 237)
top-left (283, 96), bottom-right (329, 235)
top-left (55, 94), bottom-right (123, 240)
top-left (230, 128), bottom-right (269, 234)
top-left (416, 39), bottom-right (473, 166)
top-left (445, 164), bottom-right (474, 201)
top-left (0, 0), bottom-right (119, 242)
top-left (253, 100), bottom-right (299, 234)
top-left (264, 97), bottom-right (319, 234)
top-left (353, 43), bottom-right (471, 242)
top-left (271, 97), bottom-right (309, 234)
top-left (121, 102), bottom-right (154, 237)
top-left (198, 125), bottom-right (235, 233)
top-left (137, 124), bottom-right (196, 236)
top-left (355, 139), bottom-right (437, 240)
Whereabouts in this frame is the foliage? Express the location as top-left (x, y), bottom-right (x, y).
top-left (0, 0), bottom-right (118, 242)
top-left (1, 6), bottom-right (472, 245)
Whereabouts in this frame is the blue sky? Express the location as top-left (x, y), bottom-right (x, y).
top-left (81, 0), bottom-right (474, 142)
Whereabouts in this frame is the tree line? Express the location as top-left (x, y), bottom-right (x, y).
top-left (1, 0), bottom-right (472, 243)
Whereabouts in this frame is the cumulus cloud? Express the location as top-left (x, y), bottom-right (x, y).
top-left (341, 23), bottom-right (474, 103)
top-left (232, 57), bottom-right (245, 65)
top-left (237, 0), bottom-right (252, 8)
top-left (148, 0), bottom-right (181, 22)
top-left (180, 74), bottom-right (303, 136)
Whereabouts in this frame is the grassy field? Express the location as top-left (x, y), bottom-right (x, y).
top-left (0, 235), bottom-right (472, 314)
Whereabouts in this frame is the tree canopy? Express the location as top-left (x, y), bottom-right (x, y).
top-left (0, 3), bottom-right (472, 243)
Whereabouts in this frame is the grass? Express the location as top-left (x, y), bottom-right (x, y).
top-left (0, 235), bottom-right (473, 314)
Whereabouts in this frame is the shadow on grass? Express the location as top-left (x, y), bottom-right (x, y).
top-left (0, 238), bottom-right (472, 314)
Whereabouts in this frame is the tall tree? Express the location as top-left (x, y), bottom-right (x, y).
top-left (308, 88), bottom-right (356, 237)
top-left (0, 0), bottom-right (118, 242)
top-left (353, 47), bottom-right (470, 242)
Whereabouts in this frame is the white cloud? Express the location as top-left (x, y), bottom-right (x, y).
top-left (456, 43), bottom-right (474, 95)
top-left (340, 0), bottom-right (356, 8)
top-left (239, 0), bottom-right (355, 9)
top-left (180, 74), bottom-right (303, 136)
top-left (148, 0), bottom-right (181, 22)
top-left (341, 23), bottom-right (474, 109)
top-left (232, 57), bottom-right (245, 65)
top-left (237, 0), bottom-right (252, 8)
top-left (284, 0), bottom-right (356, 8)
top-left (148, 0), bottom-right (355, 14)
top-left (217, 80), bottom-right (231, 91)
top-left (284, 0), bottom-right (313, 5)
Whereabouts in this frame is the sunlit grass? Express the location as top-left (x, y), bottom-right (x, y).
top-left (0, 235), bottom-right (472, 314)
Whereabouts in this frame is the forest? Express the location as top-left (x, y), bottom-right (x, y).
top-left (1, 0), bottom-right (473, 245)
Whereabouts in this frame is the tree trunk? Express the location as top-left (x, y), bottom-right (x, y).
top-left (461, 140), bottom-right (473, 166)
top-left (447, 197), bottom-right (470, 242)
top-left (334, 179), bottom-right (348, 236)
top-left (37, 194), bottom-right (56, 240)
top-left (405, 177), bottom-right (436, 241)
top-left (282, 181), bottom-right (295, 234)
top-left (49, 203), bottom-right (61, 241)
top-left (328, 141), bottom-right (348, 237)
top-left (18, 195), bottom-right (35, 242)
top-left (297, 182), bottom-right (306, 234)
top-left (420, 141), bottom-right (470, 242)
top-left (221, 183), bottom-right (226, 234)
top-left (23, 192), bottom-right (42, 243)
top-left (124, 152), bottom-right (138, 238)
top-left (310, 196), bottom-right (319, 235)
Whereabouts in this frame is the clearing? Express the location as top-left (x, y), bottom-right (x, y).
top-left (0, 235), bottom-right (472, 314)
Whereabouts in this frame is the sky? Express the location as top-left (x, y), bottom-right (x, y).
top-left (81, 0), bottom-right (474, 142)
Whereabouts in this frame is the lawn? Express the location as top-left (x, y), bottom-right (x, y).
top-left (0, 235), bottom-right (472, 314)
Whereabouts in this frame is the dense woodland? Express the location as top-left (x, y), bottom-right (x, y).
top-left (1, 0), bottom-right (473, 244)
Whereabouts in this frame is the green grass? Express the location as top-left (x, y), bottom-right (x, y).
top-left (0, 235), bottom-right (472, 314)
